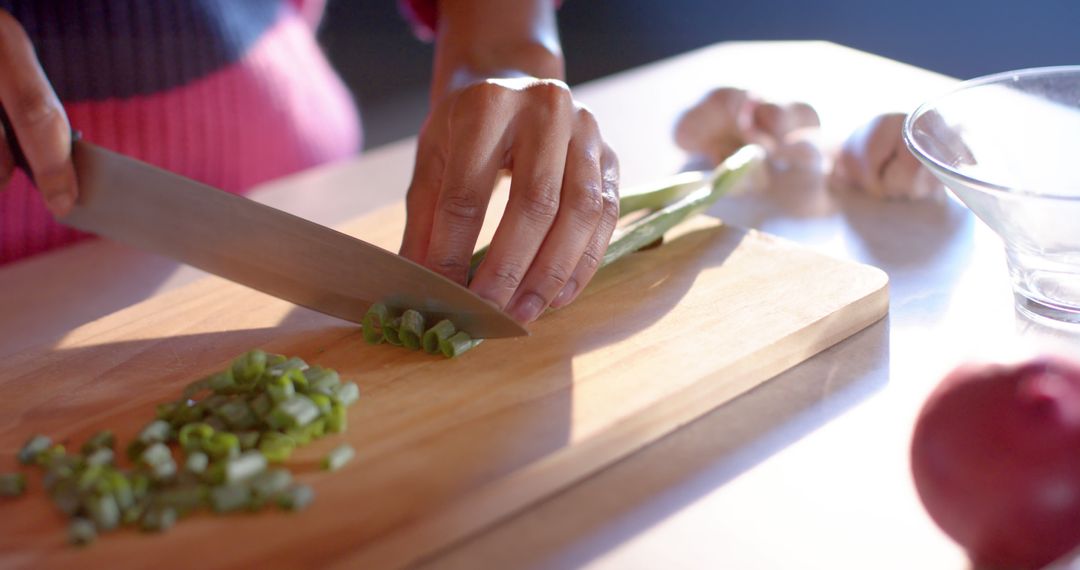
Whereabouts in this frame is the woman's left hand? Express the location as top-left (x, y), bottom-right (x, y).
top-left (400, 76), bottom-right (620, 324)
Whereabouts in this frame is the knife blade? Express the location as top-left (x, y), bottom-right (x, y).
top-left (54, 139), bottom-right (526, 338)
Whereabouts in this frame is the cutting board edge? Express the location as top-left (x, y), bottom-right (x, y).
top-left (332, 275), bottom-right (890, 569)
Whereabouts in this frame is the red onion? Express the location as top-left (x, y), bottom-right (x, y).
top-left (911, 356), bottom-right (1080, 569)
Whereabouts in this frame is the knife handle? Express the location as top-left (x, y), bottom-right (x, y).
top-left (0, 106), bottom-right (81, 184)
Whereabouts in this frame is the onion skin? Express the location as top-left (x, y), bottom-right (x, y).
top-left (911, 357), bottom-right (1080, 569)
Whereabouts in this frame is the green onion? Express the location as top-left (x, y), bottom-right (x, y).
top-left (231, 349), bottom-right (268, 384)
top-left (214, 400), bottom-right (258, 431)
top-left (258, 433), bottom-right (295, 463)
top-left (268, 396), bottom-right (320, 430)
top-left (383, 316), bottom-right (404, 346)
top-left (321, 444), bottom-right (355, 472)
top-left (18, 434), bottom-right (51, 465)
top-left (154, 485), bottom-right (206, 514)
top-left (236, 431), bottom-right (260, 451)
top-left (266, 373), bottom-right (296, 404)
top-left (0, 473), bottom-right (26, 497)
top-left (178, 422), bottom-right (215, 452)
top-left (362, 303), bottom-right (390, 344)
top-left (139, 443), bottom-right (177, 481)
top-left (36, 444), bottom-right (66, 467)
top-left (224, 451), bottom-right (267, 484)
top-left (202, 432), bottom-right (240, 461)
top-left (85, 493), bottom-right (120, 531)
top-left (207, 370), bottom-right (237, 393)
top-left (182, 377), bottom-right (212, 400)
top-left (398, 310), bottom-right (426, 349)
top-left (137, 420), bottom-right (172, 445)
top-left (140, 506), bottom-right (177, 532)
top-left (332, 382), bottom-right (360, 408)
top-left (276, 484), bottom-right (314, 511)
top-left (304, 367), bottom-right (340, 396)
top-left (422, 319), bottom-right (456, 354)
top-left (69, 518), bottom-right (97, 545)
top-left (210, 483), bottom-right (252, 513)
top-left (325, 403), bottom-right (347, 434)
top-left (84, 448), bottom-right (115, 467)
top-left (441, 331), bottom-right (481, 358)
top-left (249, 392), bottom-right (273, 418)
top-left (185, 452), bottom-right (209, 475)
top-left (250, 468), bottom-right (292, 502)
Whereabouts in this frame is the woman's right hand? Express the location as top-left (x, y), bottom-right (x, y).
top-left (0, 9), bottom-right (76, 216)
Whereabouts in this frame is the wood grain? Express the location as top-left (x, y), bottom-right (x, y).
top-left (0, 200), bottom-right (887, 569)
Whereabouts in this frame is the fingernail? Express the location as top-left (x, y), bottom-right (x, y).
top-left (509, 293), bottom-right (545, 324)
top-left (47, 193), bottom-right (74, 217)
top-left (550, 280), bottom-right (578, 309)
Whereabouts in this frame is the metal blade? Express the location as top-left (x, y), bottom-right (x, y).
top-left (65, 141), bottom-right (527, 338)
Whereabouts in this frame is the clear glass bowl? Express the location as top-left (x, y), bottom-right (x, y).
top-left (904, 66), bottom-right (1080, 324)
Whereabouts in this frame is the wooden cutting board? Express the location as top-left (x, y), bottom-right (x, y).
top-left (0, 199), bottom-right (887, 569)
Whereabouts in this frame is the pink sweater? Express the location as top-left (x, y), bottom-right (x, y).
top-left (0, 0), bottom-right (381, 266)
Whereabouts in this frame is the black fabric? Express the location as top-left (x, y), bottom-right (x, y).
top-left (0, 0), bottom-right (285, 101)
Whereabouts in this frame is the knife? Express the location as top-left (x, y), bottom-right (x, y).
top-left (1, 117), bottom-right (526, 338)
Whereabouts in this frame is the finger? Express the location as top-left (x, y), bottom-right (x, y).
top-left (422, 83), bottom-right (510, 285)
top-left (470, 82), bottom-right (573, 309)
top-left (0, 11), bottom-right (76, 216)
top-left (400, 124), bottom-right (445, 262)
top-left (505, 108), bottom-right (604, 323)
top-left (550, 142), bottom-right (619, 309)
top-left (882, 144), bottom-right (941, 199)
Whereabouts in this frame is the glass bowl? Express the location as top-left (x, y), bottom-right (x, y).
top-left (904, 66), bottom-right (1080, 324)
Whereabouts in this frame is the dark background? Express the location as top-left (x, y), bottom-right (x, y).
top-left (318, 1), bottom-right (1080, 148)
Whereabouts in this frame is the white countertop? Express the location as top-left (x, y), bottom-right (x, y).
top-left (3, 41), bottom-right (1077, 569)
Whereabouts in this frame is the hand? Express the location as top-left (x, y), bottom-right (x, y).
top-left (830, 112), bottom-right (941, 200)
top-left (0, 9), bottom-right (77, 216)
top-left (400, 76), bottom-right (619, 324)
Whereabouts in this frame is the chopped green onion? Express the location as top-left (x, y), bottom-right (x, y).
top-left (268, 396), bottom-right (320, 430)
top-left (258, 433), bottom-right (295, 463)
top-left (210, 483), bottom-right (252, 513)
top-left (140, 506), bottom-right (177, 532)
top-left (52, 480), bottom-right (81, 515)
top-left (266, 373), bottom-right (296, 404)
top-left (322, 444), bottom-right (355, 472)
top-left (441, 331), bottom-right (481, 358)
top-left (0, 473), bottom-right (26, 497)
top-left (224, 451), bottom-right (267, 484)
top-left (309, 393), bottom-right (332, 416)
top-left (185, 452), bottom-right (209, 475)
top-left (154, 485), bottom-right (206, 514)
top-left (362, 303), bottom-right (390, 344)
top-left (236, 431), bottom-right (260, 451)
top-left (332, 382), bottom-right (360, 408)
top-left (304, 367), bottom-right (340, 396)
top-left (68, 518), bottom-right (97, 546)
top-left (107, 471), bottom-right (135, 511)
top-left (138, 420), bottom-right (172, 445)
top-left (36, 444), bottom-right (66, 467)
top-left (383, 316), bottom-right (404, 346)
top-left (85, 494), bottom-right (120, 530)
top-left (207, 370), bottom-right (237, 393)
top-left (286, 418), bottom-right (326, 445)
top-left (249, 392), bottom-right (273, 418)
top-left (267, 356), bottom-right (308, 376)
top-left (202, 432), bottom-right (240, 461)
top-left (155, 402), bottom-right (180, 422)
top-left (398, 309), bottom-right (426, 350)
top-left (250, 468), bottom-right (292, 502)
top-left (422, 319), bottom-right (456, 354)
top-left (178, 422), bottom-right (215, 452)
top-left (231, 349), bottom-right (268, 384)
top-left (84, 448), bottom-right (115, 467)
top-left (325, 403), bottom-right (347, 434)
top-left (214, 400), bottom-right (258, 431)
top-left (18, 434), bottom-right (51, 465)
top-left (276, 484), bottom-right (314, 511)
